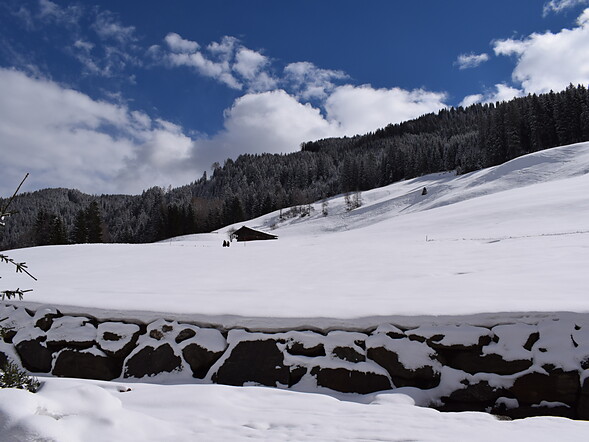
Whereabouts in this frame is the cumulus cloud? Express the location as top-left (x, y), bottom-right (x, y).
top-left (325, 85), bottom-right (448, 135)
top-left (459, 84), bottom-right (524, 107)
top-left (455, 53), bottom-right (490, 70)
top-left (160, 33), bottom-right (242, 90)
top-left (493, 8), bottom-right (589, 94)
top-left (543, 0), bottom-right (589, 15)
top-left (459, 94), bottom-right (484, 108)
top-left (233, 48), bottom-right (277, 92)
top-left (0, 67), bottom-right (452, 196)
top-left (0, 68), bottom-right (197, 195)
top-left (193, 90), bottom-right (342, 167)
top-left (164, 32), bottom-right (199, 53)
top-left (284, 62), bottom-right (348, 100)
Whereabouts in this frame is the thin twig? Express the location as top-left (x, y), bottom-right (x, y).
top-left (1, 173), bottom-right (29, 216)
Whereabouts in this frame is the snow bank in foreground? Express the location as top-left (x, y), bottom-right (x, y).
top-left (1, 378), bottom-right (589, 442)
top-left (3, 143), bottom-right (589, 325)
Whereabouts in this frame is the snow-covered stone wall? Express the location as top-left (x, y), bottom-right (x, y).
top-left (2, 303), bottom-right (589, 420)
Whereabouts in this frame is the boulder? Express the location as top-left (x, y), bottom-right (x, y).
top-left (1, 329), bottom-right (16, 344)
top-left (511, 370), bottom-right (580, 405)
top-left (53, 349), bottom-right (120, 381)
top-left (124, 343), bottom-right (182, 378)
top-left (332, 346), bottom-right (365, 363)
top-left (288, 366), bottom-right (307, 387)
top-left (311, 366), bottom-right (391, 394)
top-left (175, 328), bottom-right (197, 344)
top-left (182, 343), bottom-right (224, 379)
top-left (439, 351), bottom-right (532, 375)
top-left (286, 342), bottom-right (326, 357)
top-left (578, 380), bottom-right (589, 420)
top-left (367, 346), bottom-right (440, 389)
top-left (501, 404), bottom-right (575, 420)
top-left (440, 381), bottom-right (512, 412)
top-left (523, 332), bottom-right (540, 351)
top-left (34, 310), bottom-right (62, 332)
top-left (45, 317), bottom-right (97, 351)
top-left (213, 339), bottom-right (289, 387)
top-left (96, 322), bottom-right (141, 360)
top-left (15, 339), bottom-right (53, 373)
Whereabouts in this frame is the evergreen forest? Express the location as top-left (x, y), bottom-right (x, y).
top-left (2, 84), bottom-right (589, 250)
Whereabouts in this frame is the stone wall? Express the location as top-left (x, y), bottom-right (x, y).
top-left (1, 304), bottom-right (589, 420)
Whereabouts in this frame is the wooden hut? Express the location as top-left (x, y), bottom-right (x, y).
top-left (230, 226), bottom-right (278, 242)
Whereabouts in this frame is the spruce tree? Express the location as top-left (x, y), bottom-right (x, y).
top-left (85, 201), bottom-right (103, 243)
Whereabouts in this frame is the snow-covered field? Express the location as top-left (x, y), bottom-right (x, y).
top-left (3, 142), bottom-right (589, 440)
top-left (4, 141), bottom-right (589, 328)
top-left (3, 377), bottom-right (589, 441)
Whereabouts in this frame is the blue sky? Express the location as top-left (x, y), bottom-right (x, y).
top-left (1, 0), bottom-right (589, 195)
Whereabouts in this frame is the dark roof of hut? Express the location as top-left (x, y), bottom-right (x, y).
top-left (231, 226), bottom-right (278, 242)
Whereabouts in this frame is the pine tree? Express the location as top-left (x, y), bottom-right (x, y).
top-left (85, 201), bottom-right (103, 243)
top-left (72, 209), bottom-right (88, 243)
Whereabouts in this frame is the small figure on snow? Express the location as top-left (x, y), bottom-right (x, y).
top-left (421, 187), bottom-right (428, 196)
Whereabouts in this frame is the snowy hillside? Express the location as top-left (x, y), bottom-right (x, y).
top-left (4, 142), bottom-right (589, 327)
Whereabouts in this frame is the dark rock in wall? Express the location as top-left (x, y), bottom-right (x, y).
top-left (15, 339), bottom-right (53, 373)
top-left (578, 378), bottom-right (589, 420)
top-left (439, 351), bottom-right (532, 376)
top-left (213, 339), bottom-right (289, 387)
top-left (97, 323), bottom-right (141, 360)
top-left (523, 332), bottom-right (540, 351)
top-left (286, 342), bottom-right (326, 358)
top-left (182, 343), bottom-right (224, 379)
top-left (33, 310), bottom-right (63, 332)
top-left (53, 349), bottom-right (121, 381)
top-left (311, 366), bottom-right (391, 394)
top-left (332, 346), bottom-right (366, 363)
top-left (1, 329), bottom-right (16, 343)
top-left (367, 346), bottom-right (440, 389)
top-left (124, 343), bottom-right (182, 378)
top-left (440, 381), bottom-right (512, 412)
top-left (512, 370), bottom-right (580, 405)
top-left (175, 328), bottom-right (196, 344)
top-left (502, 404), bottom-right (576, 420)
top-left (289, 366), bottom-right (307, 387)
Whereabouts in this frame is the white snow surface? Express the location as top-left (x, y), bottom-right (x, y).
top-left (2, 378), bottom-right (589, 442)
top-left (4, 142), bottom-right (589, 328)
top-left (3, 143), bottom-right (589, 440)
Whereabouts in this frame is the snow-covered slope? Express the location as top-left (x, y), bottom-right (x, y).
top-left (4, 142), bottom-right (589, 326)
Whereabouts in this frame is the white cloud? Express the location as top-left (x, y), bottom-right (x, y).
top-left (0, 67), bottom-right (453, 196)
top-left (455, 53), bottom-right (490, 70)
top-left (493, 8), bottom-right (589, 94)
top-left (459, 84), bottom-right (524, 107)
top-left (284, 62), bottom-right (348, 100)
top-left (0, 68), bottom-right (197, 195)
top-left (459, 94), bottom-right (484, 108)
top-left (233, 48), bottom-right (278, 92)
top-left (325, 85), bottom-right (448, 135)
top-left (161, 34), bottom-right (242, 90)
top-left (164, 33), bottom-right (199, 53)
top-left (193, 90), bottom-right (341, 166)
top-left (543, 0), bottom-right (589, 15)
top-left (92, 11), bottom-right (136, 44)
top-left (207, 36), bottom-right (239, 61)
top-left (37, 0), bottom-right (82, 26)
